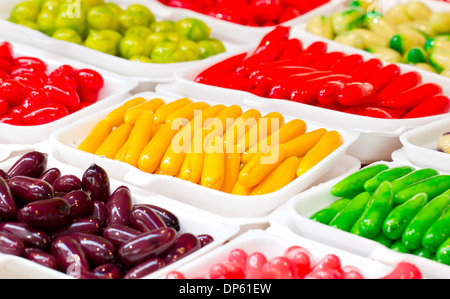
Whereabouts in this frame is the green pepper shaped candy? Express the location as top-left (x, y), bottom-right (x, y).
top-left (402, 194), bottom-right (450, 250)
top-left (309, 198), bottom-right (351, 225)
top-left (403, 47), bottom-right (428, 64)
top-left (391, 168), bottom-right (439, 194)
top-left (87, 5), bottom-right (119, 31)
top-left (382, 192), bottom-right (428, 241)
top-left (413, 247), bottom-right (434, 259)
top-left (175, 18), bottom-right (211, 42)
top-left (329, 191), bottom-right (371, 232)
top-left (430, 12), bottom-right (450, 35)
top-left (151, 41), bottom-right (187, 63)
top-left (393, 175), bottom-right (450, 205)
top-left (330, 7), bottom-right (365, 35)
top-left (119, 35), bottom-right (147, 59)
top-left (422, 208), bottom-right (450, 252)
top-left (435, 237), bottom-right (450, 266)
top-left (178, 40), bottom-right (201, 61)
top-left (330, 164), bottom-right (389, 198)
top-left (372, 232), bottom-right (393, 248)
top-left (9, 1), bottom-right (40, 23)
top-left (306, 15), bottom-right (334, 39)
top-left (52, 27), bottom-right (83, 44)
top-left (358, 181), bottom-right (393, 239)
top-left (364, 166), bottom-right (414, 194)
top-left (150, 20), bottom-right (176, 33)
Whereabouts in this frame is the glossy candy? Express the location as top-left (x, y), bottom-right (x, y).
top-left (81, 164), bottom-right (110, 203)
top-left (7, 151), bottom-right (47, 178)
top-left (106, 186), bottom-right (132, 226)
top-left (9, 175), bottom-right (54, 203)
top-left (129, 204), bottom-right (167, 232)
top-left (0, 221), bottom-right (51, 249)
top-left (17, 197), bottom-right (71, 230)
top-left (160, 233), bottom-right (201, 265)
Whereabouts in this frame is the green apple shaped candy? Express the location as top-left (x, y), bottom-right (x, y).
top-left (150, 20), bottom-right (176, 33)
top-left (119, 35), bottom-right (147, 59)
top-left (81, 0), bottom-right (105, 9)
top-left (87, 5), bottom-right (119, 30)
top-left (129, 55), bottom-right (152, 63)
top-left (9, 1), bottom-right (40, 23)
top-left (118, 4), bottom-right (155, 33)
top-left (52, 27), bottom-right (83, 44)
top-left (126, 4), bottom-right (155, 23)
top-left (104, 3), bottom-right (123, 15)
top-left (164, 32), bottom-right (187, 44)
top-left (36, 9), bottom-right (58, 35)
top-left (54, 2), bottom-right (88, 36)
top-left (151, 41), bottom-right (187, 63)
top-left (178, 40), bottom-right (201, 61)
top-left (208, 38), bottom-right (225, 54)
top-left (41, 0), bottom-right (61, 12)
top-left (16, 20), bottom-right (39, 30)
top-left (175, 18), bottom-right (211, 42)
top-left (85, 29), bottom-right (119, 55)
top-left (198, 40), bottom-right (218, 59)
top-left (125, 26), bottom-right (152, 38)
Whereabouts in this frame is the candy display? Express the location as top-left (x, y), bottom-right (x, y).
top-left (194, 26), bottom-right (450, 119)
top-left (305, 0), bottom-right (450, 77)
top-left (7, 0), bottom-right (226, 63)
top-left (0, 151), bottom-right (217, 279)
top-left (76, 95), bottom-right (344, 196)
top-left (307, 163), bottom-right (450, 266)
top-left (155, 0), bottom-right (331, 27)
top-left (0, 41), bottom-right (104, 126)
top-left (2, 0), bottom-right (450, 281)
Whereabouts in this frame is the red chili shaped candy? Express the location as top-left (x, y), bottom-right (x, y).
top-left (277, 38), bottom-right (303, 60)
top-left (329, 54), bottom-right (364, 74)
top-left (317, 81), bottom-right (345, 107)
top-left (268, 70), bottom-right (332, 99)
top-left (0, 42), bottom-right (13, 61)
top-left (403, 94), bottom-right (450, 118)
top-left (371, 71), bottom-right (422, 104)
top-left (379, 82), bottom-right (443, 109)
top-left (347, 58), bottom-right (382, 82)
top-left (294, 41), bottom-right (328, 66)
top-left (309, 51), bottom-right (345, 71)
top-left (195, 52), bottom-right (247, 85)
top-left (337, 82), bottom-right (375, 107)
top-left (290, 74), bottom-right (352, 104)
top-left (365, 64), bottom-right (401, 92)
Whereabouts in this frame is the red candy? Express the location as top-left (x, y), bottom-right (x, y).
top-left (0, 41), bottom-right (104, 126)
top-left (165, 246), bottom-right (423, 279)
top-left (194, 27), bottom-right (449, 119)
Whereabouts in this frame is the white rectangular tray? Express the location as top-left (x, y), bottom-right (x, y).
top-left (49, 91), bottom-right (359, 219)
top-left (0, 153), bottom-right (240, 279)
top-left (156, 229), bottom-right (406, 279)
top-left (0, 39), bottom-right (138, 144)
top-left (0, 0), bottom-right (243, 83)
top-left (273, 160), bottom-right (450, 279)
top-left (173, 27), bottom-right (450, 164)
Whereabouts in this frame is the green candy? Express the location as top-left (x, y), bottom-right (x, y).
top-left (330, 7), bottom-right (364, 35)
top-left (175, 18), bottom-right (211, 42)
top-left (306, 15), bottom-right (334, 39)
top-left (364, 165), bottom-right (414, 194)
top-left (151, 41), bottom-right (187, 63)
top-left (390, 168), bottom-right (439, 194)
top-left (9, 1), bottom-right (40, 23)
top-left (85, 29), bottom-right (120, 55)
top-left (330, 164), bottom-right (389, 199)
top-left (402, 193), bottom-right (450, 251)
top-left (329, 191), bottom-right (371, 232)
top-left (52, 27), bottom-right (83, 44)
top-left (87, 5), bottom-right (119, 31)
top-left (382, 192), bottom-right (428, 241)
top-left (178, 40), bottom-right (201, 61)
top-left (119, 35), bottom-right (147, 60)
top-left (403, 47), bottom-right (428, 64)
top-left (125, 26), bottom-right (152, 39)
top-left (422, 208), bottom-right (450, 252)
top-left (435, 237), bottom-right (450, 266)
top-left (309, 198), bottom-right (351, 225)
top-left (150, 20), bottom-right (176, 33)
top-left (393, 175), bottom-right (450, 205)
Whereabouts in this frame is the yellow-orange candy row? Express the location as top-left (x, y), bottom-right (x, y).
top-left (77, 97), bottom-right (343, 195)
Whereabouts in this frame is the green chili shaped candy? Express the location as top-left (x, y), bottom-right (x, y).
top-left (329, 191), bottom-right (371, 232)
top-left (422, 208), bottom-right (450, 252)
top-left (364, 165), bottom-right (414, 194)
top-left (382, 192), bottom-right (428, 241)
top-left (358, 181), bottom-right (393, 239)
top-left (309, 198), bottom-right (351, 225)
top-left (435, 237), bottom-right (450, 266)
top-left (330, 164), bottom-right (389, 198)
top-left (390, 239), bottom-right (412, 253)
top-left (402, 193), bottom-right (450, 250)
top-left (390, 168), bottom-right (439, 193)
top-left (393, 175), bottom-right (450, 206)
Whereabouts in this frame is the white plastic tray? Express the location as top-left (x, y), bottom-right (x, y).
top-left (293, 0), bottom-right (450, 77)
top-left (0, 153), bottom-right (240, 279)
top-left (49, 91), bottom-right (359, 219)
top-left (399, 118), bottom-right (450, 173)
top-left (173, 27), bottom-right (450, 164)
top-left (0, 0), bottom-right (243, 83)
top-left (144, 0), bottom-right (338, 45)
top-left (277, 160), bottom-right (450, 279)
top-left (0, 39), bottom-right (138, 144)
top-left (157, 229), bottom-right (406, 279)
